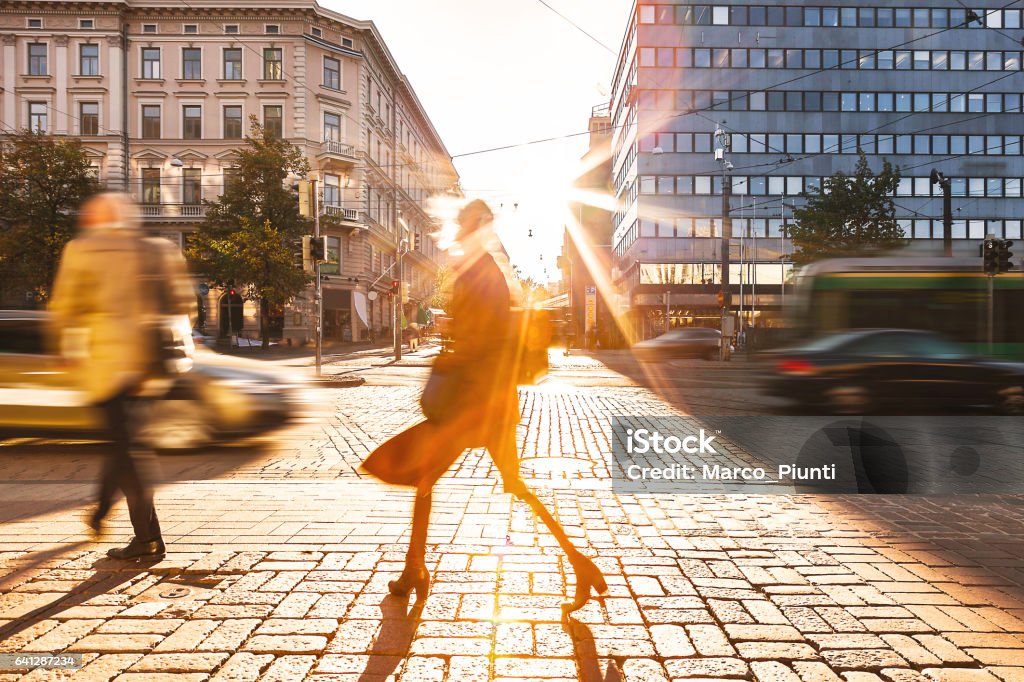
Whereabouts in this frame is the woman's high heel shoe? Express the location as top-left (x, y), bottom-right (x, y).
top-left (562, 552), bottom-right (608, 615)
top-left (388, 564), bottom-right (430, 603)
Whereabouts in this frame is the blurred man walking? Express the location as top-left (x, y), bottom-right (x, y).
top-left (50, 193), bottom-right (195, 559)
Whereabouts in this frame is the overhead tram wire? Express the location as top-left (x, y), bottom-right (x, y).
top-left (534, 0), bottom-right (617, 55)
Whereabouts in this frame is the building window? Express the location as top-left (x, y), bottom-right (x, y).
top-left (223, 105), bottom-right (242, 138)
top-left (142, 168), bottom-right (161, 204)
top-left (324, 112), bottom-right (341, 141)
top-left (182, 168), bottom-right (201, 205)
top-left (28, 43), bottom-right (47, 75)
top-left (142, 24), bottom-right (157, 33)
top-left (222, 167), bottom-right (239, 194)
top-left (141, 104), bottom-right (161, 138)
top-left (182, 48), bottom-right (202, 79)
top-left (223, 48), bottom-right (242, 79)
top-left (224, 24), bottom-right (239, 34)
top-left (183, 105), bottom-right (202, 139)
top-left (28, 102), bottom-right (46, 132)
top-left (265, 24), bottom-right (280, 34)
top-left (27, 18), bottom-right (42, 28)
top-left (183, 24), bottom-right (198, 34)
top-left (323, 173), bottom-right (340, 207)
top-left (141, 47), bottom-right (161, 78)
top-left (342, 37), bottom-right (353, 48)
top-left (79, 43), bottom-right (99, 75)
top-left (80, 19), bottom-right (94, 29)
top-left (263, 105), bottom-right (283, 137)
top-left (323, 56), bottom-right (340, 90)
top-left (80, 102), bottom-right (99, 135)
top-left (263, 48), bottom-right (283, 79)
top-left (311, 27), bottom-right (322, 37)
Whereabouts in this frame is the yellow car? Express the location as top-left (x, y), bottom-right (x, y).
top-left (0, 310), bottom-right (296, 452)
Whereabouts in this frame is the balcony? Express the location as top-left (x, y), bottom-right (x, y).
top-left (322, 204), bottom-right (365, 228)
top-left (320, 139), bottom-right (356, 160)
top-left (139, 203), bottom-right (207, 220)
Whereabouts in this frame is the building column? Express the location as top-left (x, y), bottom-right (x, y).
top-left (2, 35), bottom-right (15, 129)
top-left (106, 34), bottom-right (125, 190)
top-left (54, 36), bottom-right (69, 134)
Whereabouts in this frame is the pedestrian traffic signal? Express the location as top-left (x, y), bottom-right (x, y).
top-left (998, 239), bottom-right (1014, 273)
top-left (983, 237), bottom-right (999, 274)
top-left (390, 279), bottom-right (400, 295)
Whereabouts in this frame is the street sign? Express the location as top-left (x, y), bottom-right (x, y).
top-left (368, 291), bottom-right (378, 301)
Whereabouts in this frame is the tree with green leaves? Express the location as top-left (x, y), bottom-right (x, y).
top-left (185, 118), bottom-right (311, 347)
top-left (429, 263), bottom-right (454, 311)
top-left (787, 150), bottom-right (906, 266)
top-left (0, 130), bottom-right (100, 304)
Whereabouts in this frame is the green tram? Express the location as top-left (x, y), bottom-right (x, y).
top-left (791, 258), bottom-right (1024, 359)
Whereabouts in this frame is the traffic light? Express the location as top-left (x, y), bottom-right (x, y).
top-left (998, 240), bottom-right (1014, 273)
top-left (297, 180), bottom-right (311, 217)
top-left (309, 235), bottom-right (325, 261)
top-left (302, 235), bottom-right (313, 273)
top-left (983, 237), bottom-right (1000, 275)
top-left (716, 291), bottom-right (731, 308)
top-left (390, 279), bottom-right (400, 295)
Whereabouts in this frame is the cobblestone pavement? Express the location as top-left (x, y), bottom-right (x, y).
top-left (0, 350), bottom-right (1022, 681)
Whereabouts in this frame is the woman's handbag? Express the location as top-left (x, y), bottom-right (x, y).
top-left (419, 353), bottom-right (471, 422)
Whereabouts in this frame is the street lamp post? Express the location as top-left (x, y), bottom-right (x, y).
top-left (715, 124), bottom-right (733, 361)
top-left (931, 169), bottom-right (953, 257)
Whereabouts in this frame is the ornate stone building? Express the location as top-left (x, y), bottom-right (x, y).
top-left (1, 0), bottom-right (457, 344)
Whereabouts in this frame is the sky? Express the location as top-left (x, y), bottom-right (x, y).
top-left (330, 0), bottom-right (634, 282)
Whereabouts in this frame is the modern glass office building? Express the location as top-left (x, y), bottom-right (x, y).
top-left (609, 1), bottom-right (1024, 339)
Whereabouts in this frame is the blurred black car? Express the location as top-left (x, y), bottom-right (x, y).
top-left (765, 329), bottom-right (1024, 414)
top-left (634, 327), bottom-right (722, 361)
top-left (0, 310), bottom-right (297, 452)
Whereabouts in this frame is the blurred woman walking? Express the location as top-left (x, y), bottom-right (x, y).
top-left (363, 199), bottom-right (606, 614)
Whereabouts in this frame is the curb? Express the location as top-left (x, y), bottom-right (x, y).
top-left (312, 375), bottom-right (366, 388)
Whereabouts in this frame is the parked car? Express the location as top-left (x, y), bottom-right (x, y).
top-left (633, 327), bottom-right (722, 361)
top-left (764, 329), bottom-right (1024, 414)
top-left (0, 310), bottom-right (297, 452)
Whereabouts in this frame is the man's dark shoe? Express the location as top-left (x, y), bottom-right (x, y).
top-left (106, 537), bottom-right (165, 560)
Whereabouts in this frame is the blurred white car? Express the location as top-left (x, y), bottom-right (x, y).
top-left (633, 328), bottom-right (723, 361)
top-left (0, 310), bottom-right (296, 452)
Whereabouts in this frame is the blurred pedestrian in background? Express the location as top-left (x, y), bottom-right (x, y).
top-left (50, 193), bottom-right (195, 560)
top-left (363, 199), bottom-right (607, 614)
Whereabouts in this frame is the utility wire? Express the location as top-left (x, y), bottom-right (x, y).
top-left (534, 0), bottom-right (616, 54)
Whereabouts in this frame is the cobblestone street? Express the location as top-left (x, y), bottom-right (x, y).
top-left (1, 350), bottom-right (1022, 681)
